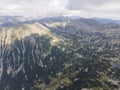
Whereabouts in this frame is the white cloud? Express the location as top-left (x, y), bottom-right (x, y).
top-left (0, 0), bottom-right (69, 17)
top-left (67, 0), bottom-right (120, 19)
top-left (0, 0), bottom-right (120, 19)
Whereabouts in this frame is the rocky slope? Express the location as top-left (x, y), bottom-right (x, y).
top-left (0, 22), bottom-right (60, 90)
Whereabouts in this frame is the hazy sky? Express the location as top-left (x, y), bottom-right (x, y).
top-left (0, 0), bottom-right (120, 19)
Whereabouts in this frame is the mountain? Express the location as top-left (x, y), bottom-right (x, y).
top-left (93, 18), bottom-right (120, 25)
top-left (44, 18), bottom-right (120, 87)
top-left (0, 22), bottom-right (60, 90)
top-left (0, 16), bottom-right (29, 26)
top-left (0, 16), bottom-right (120, 90)
top-left (0, 22), bottom-right (59, 44)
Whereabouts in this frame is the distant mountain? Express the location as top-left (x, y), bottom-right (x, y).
top-left (39, 16), bottom-right (120, 25)
top-left (1, 15), bottom-right (120, 26)
top-left (0, 16), bottom-right (28, 26)
top-left (93, 18), bottom-right (120, 25)
top-left (70, 18), bottom-right (100, 26)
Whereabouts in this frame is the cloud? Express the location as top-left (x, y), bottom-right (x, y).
top-left (0, 0), bottom-right (69, 17)
top-left (0, 0), bottom-right (120, 19)
top-left (66, 0), bottom-right (120, 19)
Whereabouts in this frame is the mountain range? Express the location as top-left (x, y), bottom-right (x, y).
top-left (0, 16), bottom-right (120, 90)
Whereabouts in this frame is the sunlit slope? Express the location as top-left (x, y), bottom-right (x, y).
top-left (0, 22), bottom-right (59, 45)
